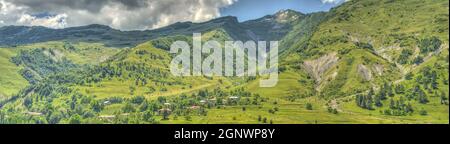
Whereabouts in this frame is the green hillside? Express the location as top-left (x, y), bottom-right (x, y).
top-left (0, 42), bottom-right (120, 99)
top-left (256, 0), bottom-right (448, 123)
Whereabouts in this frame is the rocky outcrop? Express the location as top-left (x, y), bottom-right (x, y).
top-left (43, 49), bottom-right (64, 62)
top-left (372, 64), bottom-right (384, 76)
top-left (357, 64), bottom-right (372, 81)
top-left (303, 52), bottom-right (339, 83)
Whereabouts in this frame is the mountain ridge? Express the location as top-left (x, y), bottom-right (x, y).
top-left (0, 10), bottom-right (305, 47)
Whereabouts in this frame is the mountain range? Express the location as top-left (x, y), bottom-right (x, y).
top-left (0, 9), bottom-right (301, 47)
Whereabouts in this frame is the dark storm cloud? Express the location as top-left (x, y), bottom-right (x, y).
top-left (0, 0), bottom-right (236, 30)
top-left (5, 0), bottom-right (148, 13)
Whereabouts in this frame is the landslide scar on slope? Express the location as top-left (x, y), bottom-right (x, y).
top-left (302, 52), bottom-right (339, 86)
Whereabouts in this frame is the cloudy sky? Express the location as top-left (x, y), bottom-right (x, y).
top-left (0, 0), bottom-right (346, 30)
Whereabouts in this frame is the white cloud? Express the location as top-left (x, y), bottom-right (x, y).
top-left (1, 0), bottom-right (25, 25)
top-left (17, 13), bottom-right (67, 29)
top-left (1, 0), bottom-right (67, 28)
top-left (321, 0), bottom-right (349, 4)
top-left (0, 0), bottom-right (236, 30)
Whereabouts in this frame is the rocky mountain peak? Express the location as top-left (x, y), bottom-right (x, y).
top-left (274, 9), bottom-right (303, 23)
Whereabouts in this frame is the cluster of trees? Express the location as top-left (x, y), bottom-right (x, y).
top-left (418, 36), bottom-right (442, 54)
top-left (268, 107), bottom-right (279, 114)
top-left (416, 67), bottom-right (439, 91)
top-left (230, 88), bottom-right (252, 97)
top-left (112, 88), bottom-right (259, 122)
top-left (379, 83), bottom-right (394, 99)
top-left (14, 46), bottom-right (172, 90)
top-left (356, 82), bottom-right (430, 113)
top-left (257, 115), bottom-right (273, 124)
top-left (63, 42), bottom-right (76, 51)
top-left (413, 56), bottom-right (424, 65)
top-left (354, 42), bottom-right (374, 51)
top-left (81, 62), bottom-right (169, 86)
top-left (413, 37), bottom-right (442, 65)
top-left (286, 90), bottom-right (314, 102)
top-left (356, 83), bottom-right (393, 110)
top-left (10, 48), bottom-right (78, 84)
top-left (327, 106), bottom-right (338, 114)
top-left (355, 82), bottom-right (429, 116)
top-left (397, 49), bottom-right (413, 64)
top-left (396, 37), bottom-right (442, 65)
top-left (383, 97), bottom-right (414, 116)
top-left (353, 85), bottom-right (426, 117)
top-left (354, 58), bottom-right (449, 116)
top-left (355, 58), bottom-right (444, 117)
top-left (150, 35), bottom-right (192, 51)
top-left (311, 35), bottom-right (348, 50)
top-left (25, 94), bottom-right (159, 124)
top-left (406, 85), bottom-right (429, 104)
top-left (336, 9), bottom-right (352, 22)
top-left (10, 91), bottom-right (104, 124)
top-left (356, 92), bottom-right (375, 110)
top-left (1, 55), bottom-right (179, 124)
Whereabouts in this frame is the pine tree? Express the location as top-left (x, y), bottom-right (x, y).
top-left (389, 99), bottom-right (396, 109)
top-left (356, 94), bottom-right (364, 108)
top-left (386, 83), bottom-right (394, 97)
top-left (405, 103), bottom-right (414, 113)
top-left (440, 91), bottom-right (448, 105)
top-left (395, 84), bottom-right (405, 94)
top-left (379, 84), bottom-right (387, 100)
top-left (405, 73), bottom-right (413, 80)
top-left (306, 103), bottom-right (313, 110)
top-left (90, 101), bottom-right (103, 112)
top-left (417, 90), bottom-right (429, 104)
top-left (366, 94), bottom-right (374, 110)
top-left (374, 94), bottom-right (383, 107)
top-left (413, 56), bottom-right (424, 65)
top-left (356, 93), bottom-right (374, 110)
